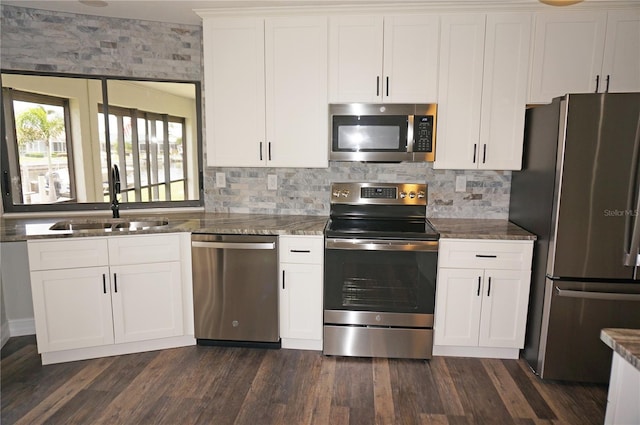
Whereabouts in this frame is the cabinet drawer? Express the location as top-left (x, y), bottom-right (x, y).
top-left (438, 239), bottom-right (533, 270)
top-left (28, 238), bottom-right (108, 271)
top-left (279, 236), bottom-right (324, 264)
top-left (108, 234), bottom-right (181, 265)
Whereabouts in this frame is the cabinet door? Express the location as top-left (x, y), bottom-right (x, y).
top-left (433, 14), bottom-right (486, 170)
top-left (529, 11), bottom-right (607, 103)
top-left (31, 267), bottom-right (114, 352)
top-left (601, 10), bottom-right (640, 93)
top-left (328, 15), bottom-right (384, 102)
top-left (265, 16), bottom-right (328, 168)
top-left (110, 262), bottom-right (184, 343)
top-left (479, 13), bottom-right (531, 171)
top-left (204, 17), bottom-right (266, 166)
top-left (434, 268), bottom-right (483, 346)
top-left (478, 269), bottom-right (531, 348)
top-left (280, 263), bottom-right (323, 341)
top-left (382, 15), bottom-right (439, 103)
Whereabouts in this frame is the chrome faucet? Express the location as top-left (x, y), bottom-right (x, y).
top-left (111, 164), bottom-right (120, 218)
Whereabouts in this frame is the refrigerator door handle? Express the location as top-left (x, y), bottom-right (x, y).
top-left (623, 116), bottom-right (640, 267)
top-left (555, 286), bottom-right (640, 302)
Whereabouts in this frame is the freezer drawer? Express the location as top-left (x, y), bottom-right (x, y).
top-left (536, 279), bottom-right (640, 383)
top-left (191, 234), bottom-right (280, 346)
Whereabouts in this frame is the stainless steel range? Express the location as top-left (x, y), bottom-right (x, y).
top-left (323, 182), bottom-right (439, 359)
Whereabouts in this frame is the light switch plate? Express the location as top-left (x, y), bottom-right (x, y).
top-left (215, 172), bottom-right (226, 188)
top-left (267, 174), bottom-right (277, 190)
top-left (455, 175), bottom-right (466, 192)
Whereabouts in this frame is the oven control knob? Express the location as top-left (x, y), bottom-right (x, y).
top-left (399, 191), bottom-right (407, 199)
top-left (409, 191), bottom-right (416, 199)
top-left (375, 314), bottom-right (381, 322)
top-left (332, 190), bottom-right (341, 198)
top-left (341, 190), bottom-right (350, 197)
top-left (417, 191), bottom-right (426, 199)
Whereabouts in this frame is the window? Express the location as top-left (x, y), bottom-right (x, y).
top-left (1, 72), bottom-right (203, 214)
top-left (99, 105), bottom-right (188, 203)
top-left (2, 88), bottom-right (75, 205)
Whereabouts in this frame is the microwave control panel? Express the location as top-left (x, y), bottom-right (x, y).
top-left (413, 116), bottom-right (433, 153)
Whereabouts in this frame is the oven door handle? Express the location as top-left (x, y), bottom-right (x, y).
top-left (325, 238), bottom-right (438, 252)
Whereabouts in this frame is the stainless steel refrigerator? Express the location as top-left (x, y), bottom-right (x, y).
top-left (509, 92), bottom-right (640, 383)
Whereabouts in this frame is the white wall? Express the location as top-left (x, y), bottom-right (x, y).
top-left (0, 242), bottom-right (35, 343)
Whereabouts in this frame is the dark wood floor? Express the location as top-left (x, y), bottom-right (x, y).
top-left (2, 336), bottom-right (607, 425)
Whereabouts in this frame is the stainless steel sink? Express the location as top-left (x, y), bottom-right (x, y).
top-left (49, 218), bottom-right (169, 232)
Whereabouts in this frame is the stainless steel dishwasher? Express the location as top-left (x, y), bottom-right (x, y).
top-left (191, 234), bottom-right (280, 348)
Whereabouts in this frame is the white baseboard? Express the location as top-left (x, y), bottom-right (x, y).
top-left (41, 335), bottom-right (196, 365)
top-left (1, 321), bottom-right (10, 349)
top-left (432, 345), bottom-right (520, 359)
top-left (0, 318), bottom-right (36, 349)
top-left (281, 338), bottom-right (322, 351)
top-left (9, 318), bottom-right (36, 337)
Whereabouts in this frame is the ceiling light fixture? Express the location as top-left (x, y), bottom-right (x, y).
top-left (539, 0), bottom-right (584, 5)
top-left (79, 0), bottom-right (108, 7)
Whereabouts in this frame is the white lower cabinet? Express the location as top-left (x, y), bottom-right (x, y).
top-left (434, 239), bottom-right (533, 359)
top-left (30, 266), bottom-right (114, 352)
top-left (110, 262), bottom-right (183, 344)
top-left (279, 235), bottom-right (323, 350)
top-left (605, 351), bottom-right (640, 425)
top-left (28, 233), bottom-right (195, 364)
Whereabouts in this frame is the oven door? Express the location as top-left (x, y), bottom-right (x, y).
top-left (324, 238), bottom-right (438, 326)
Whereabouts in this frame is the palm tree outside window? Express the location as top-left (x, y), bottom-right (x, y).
top-left (2, 88), bottom-right (74, 205)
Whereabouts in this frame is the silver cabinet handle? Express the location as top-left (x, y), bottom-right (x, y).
top-left (191, 241), bottom-right (275, 250)
top-left (555, 287), bottom-right (640, 301)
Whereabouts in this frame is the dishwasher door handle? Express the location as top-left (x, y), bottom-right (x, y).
top-left (191, 241), bottom-right (276, 250)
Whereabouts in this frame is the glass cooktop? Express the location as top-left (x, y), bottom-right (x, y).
top-left (325, 218), bottom-right (439, 241)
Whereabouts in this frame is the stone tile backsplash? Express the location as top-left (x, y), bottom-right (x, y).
top-left (2, 5), bottom-right (511, 219)
top-left (206, 163), bottom-right (511, 218)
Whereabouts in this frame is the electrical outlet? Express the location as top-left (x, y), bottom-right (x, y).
top-left (267, 174), bottom-right (277, 190)
top-left (455, 175), bottom-right (466, 192)
top-left (215, 172), bottom-right (226, 188)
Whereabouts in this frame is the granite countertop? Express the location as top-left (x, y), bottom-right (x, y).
top-left (1, 213), bottom-right (536, 242)
top-left (600, 328), bottom-right (640, 371)
top-left (429, 218), bottom-right (536, 240)
top-left (0, 212), bottom-right (329, 242)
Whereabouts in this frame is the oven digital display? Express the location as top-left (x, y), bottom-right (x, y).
top-left (361, 187), bottom-right (396, 199)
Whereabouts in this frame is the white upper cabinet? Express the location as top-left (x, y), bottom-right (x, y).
top-left (203, 16), bottom-right (328, 167)
top-left (265, 17), bottom-right (329, 168)
top-left (529, 9), bottom-right (640, 103)
top-left (204, 17), bottom-right (265, 167)
top-left (601, 10), bottom-right (640, 94)
top-left (434, 13), bottom-right (531, 170)
top-left (329, 14), bottom-right (439, 103)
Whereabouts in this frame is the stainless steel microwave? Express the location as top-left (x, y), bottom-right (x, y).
top-left (329, 103), bottom-right (437, 162)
